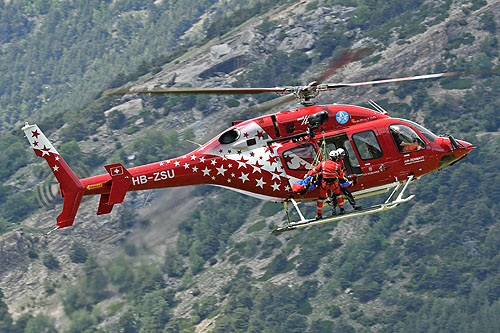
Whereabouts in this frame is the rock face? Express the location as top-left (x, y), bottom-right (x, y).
top-left (0, 231), bottom-right (31, 278)
top-left (104, 99), bottom-right (143, 120)
top-left (134, 3), bottom-right (357, 91)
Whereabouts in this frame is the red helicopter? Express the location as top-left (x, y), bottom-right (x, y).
top-left (23, 49), bottom-right (480, 233)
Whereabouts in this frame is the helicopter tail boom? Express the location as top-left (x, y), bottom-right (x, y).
top-left (22, 123), bottom-right (85, 229)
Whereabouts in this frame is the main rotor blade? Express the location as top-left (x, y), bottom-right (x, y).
top-left (103, 86), bottom-right (290, 96)
top-left (243, 94), bottom-right (296, 115)
top-left (103, 47), bottom-right (375, 97)
top-left (325, 68), bottom-right (500, 90)
top-left (317, 47), bottom-right (375, 84)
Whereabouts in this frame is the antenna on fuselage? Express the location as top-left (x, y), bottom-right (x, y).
top-left (368, 100), bottom-right (388, 115)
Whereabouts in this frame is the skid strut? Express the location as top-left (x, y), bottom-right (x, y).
top-left (273, 176), bottom-right (415, 234)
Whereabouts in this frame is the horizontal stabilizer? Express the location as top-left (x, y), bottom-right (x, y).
top-left (104, 163), bottom-right (132, 206)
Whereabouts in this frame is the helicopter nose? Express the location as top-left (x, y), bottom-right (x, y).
top-left (437, 137), bottom-right (474, 169)
top-left (454, 139), bottom-right (474, 159)
top-left (458, 139), bottom-right (474, 150)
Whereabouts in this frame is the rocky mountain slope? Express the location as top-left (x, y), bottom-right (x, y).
top-left (0, 0), bottom-right (499, 331)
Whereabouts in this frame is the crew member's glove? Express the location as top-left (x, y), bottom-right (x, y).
top-left (347, 174), bottom-right (358, 185)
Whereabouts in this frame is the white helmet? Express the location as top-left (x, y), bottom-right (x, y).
top-left (336, 148), bottom-right (346, 157)
top-left (329, 150), bottom-right (339, 159)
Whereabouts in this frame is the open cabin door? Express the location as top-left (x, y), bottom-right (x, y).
top-left (317, 133), bottom-right (362, 175)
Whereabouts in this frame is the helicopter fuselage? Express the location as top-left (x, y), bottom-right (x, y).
top-left (80, 104), bottom-right (473, 207)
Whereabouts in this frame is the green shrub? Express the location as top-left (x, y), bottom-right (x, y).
top-left (259, 202), bottom-right (282, 217)
top-left (42, 253), bottom-right (60, 270)
top-left (225, 98), bottom-right (240, 108)
top-left (328, 304), bottom-right (342, 318)
top-left (70, 242), bottom-right (88, 264)
top-left (246, 220), bottom-right (266, 234)
top-left (123, 242), bottom-right (137, 257)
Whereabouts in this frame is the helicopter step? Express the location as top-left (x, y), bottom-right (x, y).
top-left (272, 175), bottom-right (415, 234)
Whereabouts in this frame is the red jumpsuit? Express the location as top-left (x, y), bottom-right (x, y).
top-left (307, 160), bottom-right (345, 217)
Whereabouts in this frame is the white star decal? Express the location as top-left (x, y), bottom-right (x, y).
top-left (192, 166), bottom-right (198, 172)
top-left (216, 165), bottom-right (227, 176)
top-left (252, 164), bottom-right (262, 173)
top-left (191, 155), bottom-right (196, 161)
top-left (199, 156), bottom-right (206, 163)
top-left (231, 173), bottom-right (235, 178)
top-left (237, 160), bottom-right (247, 169)
top-left (271, 170), bottom-right (281, 180)
top-left (202, 167), bottom-right (211, 176)
top-left (184, 163), bottom-right (190, 169)
top-left (239, 172), bottom-right (249, 183)
top-left (227, 178), bottom-right (232, 183)
top-left (211, 160), bottom-right (217, 166)
top-left (256, 177), bottom-right (266, 189)
top-left (285, 185), bottom-right (291, 191)
top-left (174, 161), bottom-right (180, 166)
top-left (160, 161), bottom-right (164, 166)
top-left (55, 156), bottom-right (60, 161)
top-left (211, 176), bottom-right (216, 180)
top-left (271, 182), bottom-right (280, 191)
top-left (40, 146), bottom-right (51, 157)
top-left (228, 163), bottom-right (233, 168)
top-left (52, 165), bottom-right (59, 172)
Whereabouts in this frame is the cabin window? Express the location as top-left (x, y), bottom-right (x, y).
top-left (352, 130), bottom-right (383, 160)
top-left (389, 124), bottom-right (426, 153)
top-left (317, 133), bottom-right (361, 174)
top-left (283, 144), bottom-right (318, 171)
top-left (218, 128), bottom-right (240, 144)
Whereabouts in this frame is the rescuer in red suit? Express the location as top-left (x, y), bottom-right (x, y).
top-left (307, 150), bottom-right (345, 220)
top-left (334, 148), bottom-right (362, 211)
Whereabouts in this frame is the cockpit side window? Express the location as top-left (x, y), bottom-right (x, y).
top-left (397, 118), bottom-right (437, 143)
top-left (389, 124), bottom-right (426, 153)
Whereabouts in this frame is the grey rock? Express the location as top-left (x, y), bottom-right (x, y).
top-left (104, 99), bottom-right (143, 120)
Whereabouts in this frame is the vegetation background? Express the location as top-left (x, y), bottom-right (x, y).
top-left (0, 0), bottom-right (499, 332)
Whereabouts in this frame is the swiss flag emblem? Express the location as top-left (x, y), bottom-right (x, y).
top-left (110, 166), bottom-right (124, 176)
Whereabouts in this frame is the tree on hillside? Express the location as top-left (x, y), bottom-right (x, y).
top-left (0, 289), bottom-right (13, 332)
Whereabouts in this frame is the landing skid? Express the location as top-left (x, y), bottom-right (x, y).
top-left (272, 175), bottom-right (415, 234)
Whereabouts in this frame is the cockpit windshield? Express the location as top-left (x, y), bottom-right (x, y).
top-left (397, 118), bottom-right (437, 142)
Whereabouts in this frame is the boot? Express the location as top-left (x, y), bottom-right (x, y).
top-left (340, 207), bottom-right (345, 215)
top-left (353, 205), bottom-right (362, 211)
top-left (315, 213), bottom-right (323, 220)
top-left (332, 208), bottom-right (337, 216)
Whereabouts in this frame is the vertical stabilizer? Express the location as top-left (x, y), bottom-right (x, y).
top-left (22, 123), bottom-right (84, 228)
